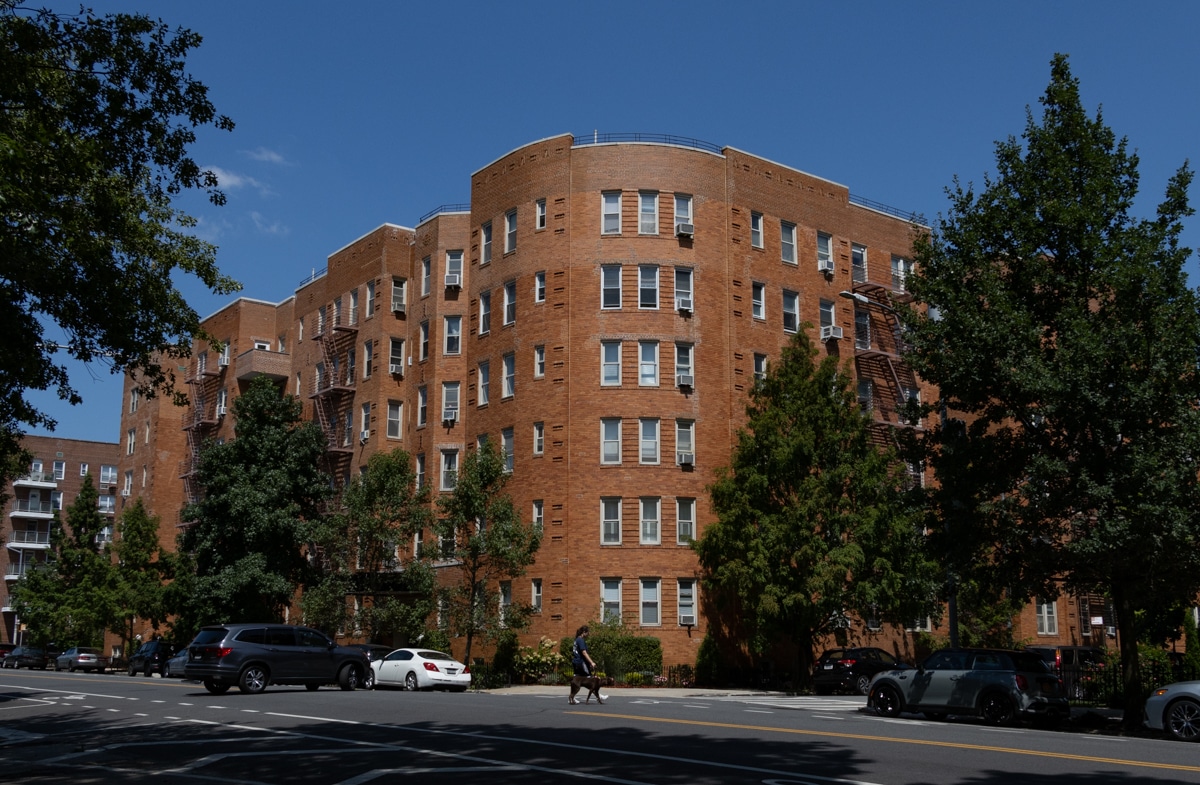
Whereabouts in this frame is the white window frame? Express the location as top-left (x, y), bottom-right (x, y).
top-left (674, 194), bottom-right (692, 232)
top-left (750, 211), bottom-right (763, 248)
top-left (639, 191), bottom-right (658, 235)
top-left (443, 316), bottom-right (461, 355)
top-left (446, 250), bottom-right (464, 286)
top-left (782, 290), bottom-right (799, 334)
top-left (676, 419), bottom-right (695, 463)
top-left (602, 578), bottom-right (622, 622)
top-left (601, 499), bottom-right (622, 545)
top-left (852, 243), bottom-right (867, 282)
top-left (640, 497), bottom-right (661, 545)
top-left (638, 265), bottom-right (659, 310)
top-left (421, 256), bottom-right (431, 296)
top-left (1037, 600), bottom-right (1059, 635)
top-left (640, 578), bottom-right (661, 626)
top-left (349, 288), bottom-right (359, 325)
top-left (817, 231), bottom-right (833, 267)
top-left (601, 265), bottom-right (622, 309)
top-left (781, 221), bottom-right (797, 264)
top-left (478, 361), bottom-right (490, 407)
top-left (855, 309), bottom-right (871, 350)
top-left (819, 299), bottom-right (835, 330)
top-left (892, 255), bottom-right (913, 292)
top-left (54, 460), bottom-right (66, 480)
top-left (363, 339), bottom-right (373, 378)
top-left (502, 353), bottom-right (515, 398)
top-left (534, 345), bottom-right (545, 378)
top-left (678, 579), bottom-right (696, 625)
top-left (601, 340), bottom-right (621, 386)
top-left (674, 343), bottom-right (693, 383)
top-left (442, 381), bottom-right (460, 422)
top-left (533, 421), bottom-right (544, 455)
top-left (505, 209), bottom-right (517, 253)
top-left (129, 388), bottom-right (139, 413)
top-left (639, 417), bottom-right (660, 464)
top-left (120, 470), bottom-right (132, 495)
top-left (535, 198), bottom-right (547, 230)
top-left (674, 267), bottom-right (693, 310)
top-left (100, 464), bottom-right (117, 485)
top-left (126, 428), bottom-right (135, 455)
top-left (858, 379), bottom-right (874, 411)
top-left (502, 427), bottom-right (514, 473)
top-left (601, 418), bottom-right (622, 465)
top-left (602, 191), bottom-right (621, 235)
top-left (534, 271), bottom-right (546, 303)
top-left (532, 499), bottom-right (544, 531)
top-left (479, 290), bottom-right (491, 335)
top-left (419, 320), bottom-right (429, 361)
top-left (504, 280), bottom-right (517, 325)
top-left (440, 450), bottom-right (459, 490)
top-left (638, 341), bottom-right (659, 387)
top-left (417, 387), bottom-right (428, 427)
top-left (79, 462), bottom-right (89, 478)
top-left (752, 282), bottom-right (765, 320)
top-left (481, 221), bottom-right (492, 265)
top-left (389, 337), bottom-right (404, 373)
top-left (676, 498), bottom-right (695, 543)
top-left (387, 401), bottom-right (402, 439)
top-left (532, 578), bottom-right (543, 611)
top-left (415, 453), bottom-right (425, 490)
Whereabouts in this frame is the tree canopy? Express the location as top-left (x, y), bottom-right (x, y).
top-left (110, 497), bottom-right (170, 654)
top-left (903, 54), bottom-right (1200, 728)
top-left (694, 330), bottom-right (938, 683)
top-left (0, 1), bottom-right (239, 480)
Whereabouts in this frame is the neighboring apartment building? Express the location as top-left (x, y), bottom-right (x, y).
top-left (117, 133), bottom-right (1108, 666)
top-left (3, 435), bottom-right (120, 645)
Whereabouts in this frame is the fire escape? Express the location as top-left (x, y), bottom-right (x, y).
top-left (179, 351), bottom-right (225, 516)
top-left (309, 308), bottom-right (358, 487)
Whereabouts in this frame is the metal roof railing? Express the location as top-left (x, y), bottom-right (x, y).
top-left (418, 203), bottom-right (471, 225)
top-left (572, 132), bottom-right (723, 155)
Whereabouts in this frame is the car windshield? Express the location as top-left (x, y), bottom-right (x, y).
top-left (418, 651), bottom-right (455, 661)
top-left (192, 628), bottom-right (229, 645)
top-left (79, 648), bottom-right (100, 655)
top-left (1012, 653), bottom-right (1052, 672)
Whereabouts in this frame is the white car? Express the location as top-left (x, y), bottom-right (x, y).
top-left (370, 648), bottom-right (471, 692)
top-left (1144, 681), bottom-right (1200, 741)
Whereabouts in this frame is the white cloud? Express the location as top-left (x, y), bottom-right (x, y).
top-left (250, 211), bottom-right (289, 237)
top-left (188, 215), bottom-right (233, 244)
top-left (243, 146), bottom-right (290, 166)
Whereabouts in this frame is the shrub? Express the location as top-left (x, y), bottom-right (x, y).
top-left (513, 636), bottom-right (567, 684)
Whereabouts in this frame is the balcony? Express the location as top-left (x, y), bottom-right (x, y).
top-left (235, 347), bottom-right (290, 382)
top-left (5, 563), bottom-right (33, 580)
top-left (10, 499), bottom-right (54, 518)
top-left (12, 472), bottom-right (56, 488)
top-left (7, 528), bottom-right (51, 549)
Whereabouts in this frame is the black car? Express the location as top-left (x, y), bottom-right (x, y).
top-left (2, 646), bottom-right (48, 670)
top-left (184, 623), bottom-right (370, 695)
top-left (814, 647), bottom-right (908, 695)
top-left (349, 644), bottom-right (394, 689)
top-left (127, 639), bottom-right (175, 677)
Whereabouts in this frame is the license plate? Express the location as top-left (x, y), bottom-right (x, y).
top-left (823, 664), bottom-right (834, 669)
top-left (446, 669), bottom-right (458, 675)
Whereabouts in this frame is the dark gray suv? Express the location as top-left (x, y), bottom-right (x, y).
top-left (183, 624), bottom-right (370, 695)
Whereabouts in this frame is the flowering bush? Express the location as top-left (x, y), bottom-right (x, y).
top-left (514, 637), bottom-right (567, 684)
top-left (653, 675), bottom-right (667, 686)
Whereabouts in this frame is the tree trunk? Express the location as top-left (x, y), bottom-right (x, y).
top-left (1114, 588), bottom-right (1142, 732)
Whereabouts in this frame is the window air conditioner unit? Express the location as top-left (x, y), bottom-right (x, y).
top-left (818, 258), bottom-right (835, 273)
top-left (679, 614), bottom-right (696, 626)
top-left (392, 303), bottom-right (406, 315)
top-left (676, 298), bottom-right (693, 314)
top-left (389, 363), bottom-right (404, 376)
top-left (820, 325), bottom-right (844, 341)
top-left (442, 409), bottom-right (458, 424)
top-left (360, 429), bottom-right (370, 443)
top-left (444, 273), bottom-right (461, 288)
top-left (677, 451), bottom-right (694, 466)
top-left (218, 355), bottom-right (230, 367)
top-left (675, 223), bottom-right (694, 238)
top-left (216, 404), bottom-right (227, 417)
top-left (676, 374), bottom-right (694, 388)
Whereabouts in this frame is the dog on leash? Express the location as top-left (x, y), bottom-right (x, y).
top-left (568, 675), bottom-right (615, 705)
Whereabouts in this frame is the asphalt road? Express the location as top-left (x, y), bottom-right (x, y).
top-left (0, 669), bottom-right (1197, 784)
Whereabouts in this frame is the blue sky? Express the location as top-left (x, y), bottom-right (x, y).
top-left (27, 0), bottom-right (1200, 444)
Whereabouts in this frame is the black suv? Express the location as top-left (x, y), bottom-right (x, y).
top-left (1025, 645), bottom-right (1106, 699)
top-left (814, 647), bottom-right (909, 695)
top-left (127, 639), bottom-right (175, 677)
top-left (184, 623), bottom-right (370, 695)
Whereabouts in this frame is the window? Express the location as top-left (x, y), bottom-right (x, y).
top-left (781, 221), bottom-right (797, 264)
top-left (782, 290), bottom-right (799, 333)
top-left (361, 402), bottom-right (371, 437)
top-left (389, 338), bottom-right (404, 374)
top-left (446, 250), bottom-right (464, 284)
top-left (639, 341), bottom-right (659, 386)
top-left (638, 265), bottom-right (658, 309)
top-left (640, 418), bottom-right (660, 464)
top-left (535, 198), bottom-right (547, 230)
top-left (639, 191), bottom-right (658, 234)
top-left (363, 339), bottom-right (373, 377)
top-left (219, 339), bottom-right (231, 366)
top-left (674, 267), bottom-right (693, 310)
top-left (857, 379), bottom-right (873, 410)
top-left (481, 221), bottom-right (492, 265)
top-left (817, 231), bottom-right (833, 268)
top-left (277, 334), bottom-right (286, 352)
top-left (129, 388), bottom-right (139, 413)
top-left (417, 387), bottom-right (428, 427)
top-left (343, 410), bottom-right (354, 448)
top-left (415, 453), bottom-right (425, 490)
top-left (753, 353), bottom-right (768, 382)
top-left (444, 316), bottom-right (461, 355)
top-left (144, 421), bottom-right (151, 444)
top-left (676, 498), bottom-right (695, 543)
top-left (750, 211), bottom-right (763, 248)
top-left (504, 280), bottom-right (517, 325)
top-left (442, 382), bottom-right (460, 421)
top-left (440, 450), bottom-right (459, 490)
top-left (601, 499), bottom-right (621, 545)
top-left (855, 309), bottom-right (871, 349)
top-left (296, 373), bottom-right (302, 396)
top-left (534, 345), bottom-right (545, 378)
top-left (98, 495), bottom-right (116, 514)
top-left (601, 341), bottom-right (621, 386)
top-left (502, 427), bottom-right (514, 473)
top-left (819, 299), bottom-right (835, 331)
top-left (505, 209), bottom-right (517, 253)
top-left (678, 579), bottom-right (696, 624)
top-left (318, 305), bottom-right (327, 334)
top-left (419, 321), bottom-right (429, 360)
top-left (641, 578), bottom-right (661, 626)
top-left (126, 428), bottom-right (135, 455)
top-left (421, 256), bottom-right (431, 296)
top-left (478, 361), bottom-right (490, 406)
top-left (79, 462), bottom-right (88, 478)
top-left (414, 528), bottom-right (424, 558)
top-left (333, 298), bottom-right (342, 329)
top-left (53, 460), bottom-right (65, 480)
top-left (502, 353), bottom-right (515, 398)
top-left (532, 499), bottom-right (544, 531)
top-left (387, 401), bottom-right (402, 439)
top-left (601, 265), bottom-right (622, 309)
top-left (751, 282), bottom-right (765, 320)
top-left (533, 422), bottom-right (544, 455)
top-left (601, 418), bottom-right (621, 464)
top-left (602, 578), bottom-right (622, 622)
top-left (1037, 600), bottom-right (1059, 635)
top-left (349, 288), bottom-right (359, 325)
top-left (298, 318), bottom-right (304, 343)
top-left (534, 271), bottom-right (546, 303)
top-left (366, 280), bottom-right (376, 317)
top-left (602, 191), bottom-right (621, 234)
top-left (315, 361), bottom-right (326, 392)
top-left (674, 194), bottom-right (692, 232)
top-left (479, 291), bottom-right (491, 334)
top-left (532, 578), bottom-right (543, 611)
top-left (217, 387), bottom-right (228, 415)
top-left (640, 497), bottom-right (660, 544)
top-left (676, 419), bottom-right (695, 463)
top-left (391, 277), bottom-right (406, 312)
top-left (100, 464), bottom-right (117, 485)
top-left (892, 255), bottom-right (913, 291)
top-left (674, 343), bottom-right (693, 384)
top-left (852, 243), bottom-right (867, 283)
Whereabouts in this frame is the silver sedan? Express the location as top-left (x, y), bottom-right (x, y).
top-left (1144, 681), bottom-right (1200, 741)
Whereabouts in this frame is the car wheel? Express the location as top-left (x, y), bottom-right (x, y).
top-left (855, 674), bottom-right (872, 696)
top-left (238, 665), bottom-right (269, 695)
top-left (872, 684), bottom-right (903, 718)
top-left (203, 680), bottom-right (231, 695)
top-left (1166, 698), bottom-right (1200, 742)
top-left (338, 664), bottom-right (360, 691)
top-left (128, 664), bottom-right (136, 677)
top-left (364, 669), bottom-right (376, 690)
top-left (404, 671), bottom-right (419, 691)
top-left (980, 692), bottom-right (1017, 727)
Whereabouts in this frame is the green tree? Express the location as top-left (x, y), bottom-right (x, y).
top-left (110, 497), bottom-right (169, 656)
top-left (435, 441), bottom-right (542, 664)
top-left (694, 330), bottom-right (938, 685)
top-left (176, 377), bottom-right (330, 628)
top-left (0, 2), bottom-right (239, 481)
top-left (11, 474), bottom-right (117, 647)
top-left (903, 54), bottom-right (1200, 729)
top-left (304, 449), bottom-right (435, 643)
